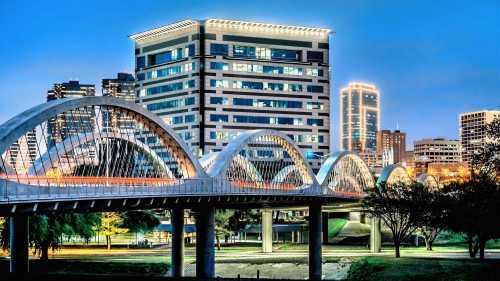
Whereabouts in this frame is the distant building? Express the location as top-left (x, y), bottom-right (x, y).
top-left (413, 138), bottom-right (461, 175)
top-left (102, 73), bottom-right (135, 132)
top-left (376, 129), bottom-right (406, 163)
top-left (46, 80), bottom-right (96, 146)
top-left (131, 19), bottom-right (331, 171)
top-left (460, 110), bottom-right (500, 165)
top-left (340, 82), bottom-right (380, 153)
top-left (401, 150), bottom-right (416, 178)
top-left (3, 129), bottom-right (37, 174)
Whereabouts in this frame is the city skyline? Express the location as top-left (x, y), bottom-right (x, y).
top-left (0, 0), bottom-right (499, 150)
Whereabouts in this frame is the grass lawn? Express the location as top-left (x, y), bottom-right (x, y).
top-left (346, 256), bottom-right (500, 281)
top-left (0, 257), bottom-right (170, 276)
top-left (329, 218), bottom-right (348, 240)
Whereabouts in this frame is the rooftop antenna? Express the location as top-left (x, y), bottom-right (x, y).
top-left (396, 121), bottom-right (399, 131)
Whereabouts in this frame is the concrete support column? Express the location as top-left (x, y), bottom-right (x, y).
top-left (261, 209), bottom-right (273, 253)
top-left (322, 212), bottom-right (329, 244)
top-left (370, 216), bottom-right (382, 253)
top-left (171, 208), bottom-right (184, 277)
top-left (195, 206), bottom-right (215, 279)
top-left (10, 215), bottom-right (29, 274)
top-left (309, 204), bottom-right (322, 281)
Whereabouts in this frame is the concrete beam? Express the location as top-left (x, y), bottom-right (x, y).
top-left (171, 208), bottom-right (185, 277)
top-left (195, 206), bottom-right (215, 278)
top-left (261, 209), bottom-right (273, 253)
top-left (10, 215), bottom-right (29, 274)
top-left (309, 204), bottom-right (322, 280)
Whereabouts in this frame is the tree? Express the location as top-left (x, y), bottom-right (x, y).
top-left (99, 212), bottom-right (128, 250)
top-left (442, 178), bottom-right (500, 259)
top-left (122, 210), bottom-right (160, 245)
top-left (215, 210), bottom-right (234, 250)
top-left (416, 188), bottom-right (447, 251)
top-left (363, 182), bottom-right (428, 257)
top-left (1, 213), bottom-right (100, 260)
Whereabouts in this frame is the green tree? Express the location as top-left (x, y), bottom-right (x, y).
top-left (122, 210), bottom-right (160, 245)
top-left (416, 188), bottom-right (446, 251)
top-left (1, 213), bottom-right (100, 260)
top-left (99, 212), bottom-right (128, 250)
top-left (364, 182), bottom-right (428, 257)
top-left (215, 210), bottom-right (234, 250)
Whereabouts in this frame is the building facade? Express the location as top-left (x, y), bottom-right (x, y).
top-left (413, 138), bottom-right (461, 175)
top-left (340, 82), bottom-right (380, 153)
top-left (46, 80), bottom-right (96, 146)
top-left (131, 19), bottom-right (331, 171)
top-left (376, 129), bottom-right (406, 163)
top-left (460, 110), bottom-right (500, 165)
top-left (3, 129), bottom-right (37, 174)
top-left (102, 73), bottom-right (136, 132)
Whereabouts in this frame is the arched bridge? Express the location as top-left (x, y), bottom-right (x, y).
top-left (0, 96), bottom-right (375, 214)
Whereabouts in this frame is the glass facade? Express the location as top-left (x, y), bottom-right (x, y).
top-left (340, 83), bottom-right (380, 153)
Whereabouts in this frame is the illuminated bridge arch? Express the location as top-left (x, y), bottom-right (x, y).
top-left (416, 173), bottom-right (439, 190)
top-left (0, 96), bottom-right (205, 190)
top-left (316, 151), bottom-right (374, 197)
top-left (376, 164), bottom-right (411, 190)
top-left (205, 130), bottom-right (317, 193)
top-left (28, 131), bottom-right (174, 178)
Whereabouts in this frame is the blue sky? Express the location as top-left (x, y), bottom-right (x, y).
top-left (0, 0), bottom-right (498, 150)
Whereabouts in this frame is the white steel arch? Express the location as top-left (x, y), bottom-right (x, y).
top-left (316, 151), bottom-right (374, 196)
top-left (205, 130), bottom-right (317, 191)
top-left (416, 173), bottom-right (439, 190)
top-left (376, 164), bottom-right (411, 190)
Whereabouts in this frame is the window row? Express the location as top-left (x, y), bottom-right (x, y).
top-left (142, 80), bottom-right (196, 96)
top-left (209, 114), bottom-right (324, 126)
top-left (210, 43), bottom-right (324, 63)
top-left (163, 114), bottom-right (197, 126)
top-left (209, 79), bottom-right (324, 93)
top-left (210, 61), bottom-right (323, 77)
top-left (138, 62), bottom-right (196, 81)
top-left (136, 44), bottom-right (195, 69)
top-left (146, 97), bottom-right (195, 111)
top-left (209, 97), bottom-right (325, 110)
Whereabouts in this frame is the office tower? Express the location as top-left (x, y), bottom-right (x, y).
top-left (340, 82), bottom-right (380, 153)
top-left (376, 129), bottom-right (406, 163)
top-left (131, 19), bottom-right (331, 171)
top-left (413, 138), bottom-right (461, 175)
top-left (46, 80), bottom-right (96, 146)
top-left (3, 129), bottom-right (37, 174)
top-left (102, 73), bottom-right (135, 132)
top-left (460, 110), bottom-right (500, 165)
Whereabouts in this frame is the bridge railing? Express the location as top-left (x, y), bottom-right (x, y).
top-left (0, 176), bottom-right (320, 203)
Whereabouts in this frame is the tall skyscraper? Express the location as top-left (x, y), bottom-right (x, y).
top-left (460, 110), bottom-right (500, 165)
top-left (102, 73), bottom-right (135, 132)
top-left (131, 19), bottom-right (331, 171)
top-left (46, 80), bottom-right (96, 146)
top-left (376, 129), bottom-right (406, 163)
top-left (340, 82), bottom-right (380, 153)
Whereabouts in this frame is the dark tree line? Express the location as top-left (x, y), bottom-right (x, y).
top-left (364, 117), bottom-right (500, 259)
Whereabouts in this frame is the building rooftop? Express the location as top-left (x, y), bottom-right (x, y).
top-left (130, 18), bottom-right (331, 43)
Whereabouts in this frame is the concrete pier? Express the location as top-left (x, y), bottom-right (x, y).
top-left (370, 216), bottom-right (382, 253)
top-left (171, 208), bottom-right (185, 277)
top-left (10, 215), bottom-right (29, 274)
top-left (309, 204), bottom-right (322, 280)
top-left (195, 207), bottom-right (215, 278)
top-left (261, 209), bottom-right (273, 253)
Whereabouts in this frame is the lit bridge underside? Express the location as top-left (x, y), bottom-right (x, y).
top-left (0, 97), bottom-right (374, 215)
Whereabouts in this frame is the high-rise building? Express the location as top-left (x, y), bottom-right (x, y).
top-left (340, 82), bottom-right (380, 153)
top-left (4, 129), bottom-right (37, 174)
top-left (413, 138), bottom-right (461, 175)
top-left (46, 80), bottom-right (96, 146)
top-left (460, 110), bottom-right (500, 165)
top-left (102, 73), bottom-right (135, 132)
top-left (131, 19), bottom-right (331, 171)
top-left (376, 129), bottom-right (406, 163)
